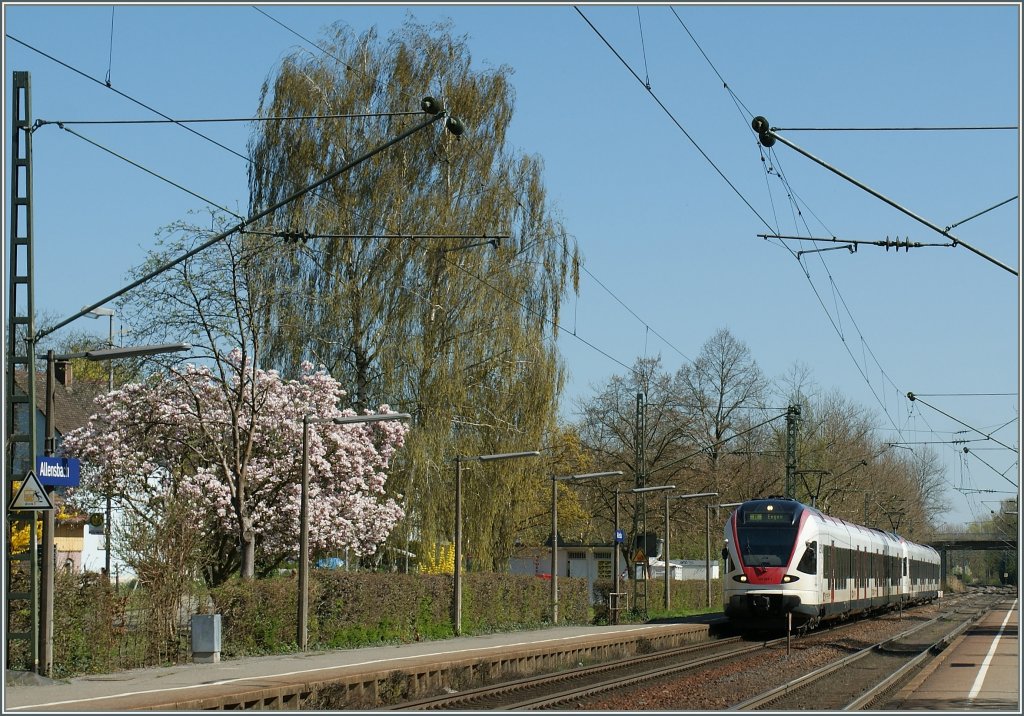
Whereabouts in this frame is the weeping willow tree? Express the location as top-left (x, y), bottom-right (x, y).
top-left (247, 19), bottom-right (579, 569)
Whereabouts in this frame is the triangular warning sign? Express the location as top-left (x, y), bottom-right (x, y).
top-left (9, 470), bottom-right (53, 511)
top-left (633, 548), bottom-right (646, 563)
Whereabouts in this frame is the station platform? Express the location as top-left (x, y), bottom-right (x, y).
top-left (3, 617), bottom-right (718, 711)
top-left (890, 597), bottom-right (1019, 711)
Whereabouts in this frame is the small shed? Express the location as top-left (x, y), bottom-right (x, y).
top-left (508, 539), bottom-right (620, 603)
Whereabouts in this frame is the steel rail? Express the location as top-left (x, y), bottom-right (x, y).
top-left (843, 614), bottom-right (980, 711)
top-left (386, 636), bottom-right (751, 710)
top-left (729, 603), bottom-right (984, 711)
top-left (389, 614), bottom-right (883, 711)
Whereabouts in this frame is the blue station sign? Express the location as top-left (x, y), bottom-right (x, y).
top-left (35, 456), bottom-right (81, 487)
top-left (614, 528), bottom-right (625, 544)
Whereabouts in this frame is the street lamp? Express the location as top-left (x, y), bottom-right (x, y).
top-left (83, 306), bottom-right (115, 580)
top-left (453, 450), bottom-right (540, 635)
top-left (613, 484), bottom-right (674, 623)
top-left (707, 502), bottom-right (744, 608)
top-left (297, 412), bottom-right (411, 651)
top-left (550, 471), bottom-right (622, 625)
top-left (663, 492), bottom-right (717, 612)
top-left (39, 341), bottom-right (190, 677)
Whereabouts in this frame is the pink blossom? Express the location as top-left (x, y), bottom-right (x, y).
top-left (60, 352), bottom-right (409, 568)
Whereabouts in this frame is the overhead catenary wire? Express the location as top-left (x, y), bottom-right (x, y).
top-left (767, 127), bottom-right (961, 447)
top-left (912, 393), bottom-right (1017, 398)
top-left (771, 125), bottom-right (1017, 132)
top-left (907, 393), bottom-right (1019, 454)
top-left (762, 155), bottom-right (914, 442)
top-left (104, 6), bottom-right (115, 86)
top-left (574, 6), bottom-right (775, 234)
top-left (441, 253), bottom-right (637, 375)
top-left (4, 11), bottom-right (905, 497)
top-left (945, 196), bottom-right (1018, 232)
top-left (33, 112), bottom-right (421, 127)
top-left (637, 6), bottom-right (651, 89)
top-left (663, 6), bottom-right (925, 448)
top-left (11, 31), bottom-right (493, 355)
top-left (768, 148), bottom-right (942, 442)
top-left (675, 8), bottom-right (1011, 510)
top-left (241, 229), bottom-right (507, 241)
top-left (578, 264), bottom-right (693, 365)
top-left (961, 447), bottom-right (1019, 489)
top-left (753, 125), bottom-right (1015, 497)
top-left (8, 33), bottom-right (250, 163)
top-left (761, 125), bottom-right (1018, 276)
top-left (662, 7), bottom-right (918, 449)
top-left (54, 124), bottom-right (245, 220)
top-left (668, 7), bottom-right (757, 123)
top-left (758, 233), bottom-right (955, 251)
top-left (36, 109), bottom-right (448, 341)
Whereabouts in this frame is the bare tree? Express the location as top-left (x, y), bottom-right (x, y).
top-left (675, 328), bottom-right (770, 490)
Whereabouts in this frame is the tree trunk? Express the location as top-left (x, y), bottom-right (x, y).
top-left (240, 520), bottom-right (255, 580)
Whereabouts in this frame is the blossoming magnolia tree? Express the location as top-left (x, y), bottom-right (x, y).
top-left (60, 349), bottom-right (409, 584)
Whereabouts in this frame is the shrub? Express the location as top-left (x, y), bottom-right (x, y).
top-left (209, 576), bottom-right (299, 656)
top-left (52, 570), bottom-right (622, 677)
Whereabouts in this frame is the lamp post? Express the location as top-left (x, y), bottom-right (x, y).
top-left (662, 492), bottom-right (717, 612)
top-left (39, 340), bottom-right (190, 677)
top-left (613, 484), bottom-right (674, 623)
top-left (550, 471), bottom-right (621, 624)
top-left (297, 412), bottom-right (411, 651)
top-left (453, 450), bottom-right (539, 635)
top-left (706, 502), bottom-right (743, 608)
top-left (84, 307), bottom-right (115, 579)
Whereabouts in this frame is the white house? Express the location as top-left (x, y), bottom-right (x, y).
top-left (648, 558), bottom-right (720, 581)
top-left (508, 540), bottom-right (618, 603)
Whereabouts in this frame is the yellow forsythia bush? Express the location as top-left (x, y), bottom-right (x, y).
top-left (419, 542), bottom-right (455, 574)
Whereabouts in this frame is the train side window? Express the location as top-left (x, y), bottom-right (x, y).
top-left (796, 541), bottom-right (817, 574)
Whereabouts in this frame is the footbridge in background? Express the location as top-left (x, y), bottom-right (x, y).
top-left (928, 533), bottom-right (1018, 591)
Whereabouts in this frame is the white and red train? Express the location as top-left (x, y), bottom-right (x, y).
top-left (722, 497), bottom-right (940, 630)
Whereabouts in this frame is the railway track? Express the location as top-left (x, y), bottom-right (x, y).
top-left (381, 635), bottom-right (754, 710)
top-left (730, 593), bottom-right (1004, 711)
top-left (381, 607), bottom-right (924, 711)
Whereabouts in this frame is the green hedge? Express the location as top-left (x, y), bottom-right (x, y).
top-left (210, 571), bottom-right (592, 657)
top-left (49, 570), bottom-right (635, 676)
top-left (591, 577), bottom-right (722, 622)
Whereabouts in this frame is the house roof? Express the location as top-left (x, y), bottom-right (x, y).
top-left (13, 370), bottom-right (100, 436)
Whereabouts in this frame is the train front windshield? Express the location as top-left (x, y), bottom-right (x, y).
top-left (735, 502), bottom-right (801, 568)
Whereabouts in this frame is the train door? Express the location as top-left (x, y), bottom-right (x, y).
top-left (901, 555), bottom-right (909, 601)
top-left (882, 549), bottom-right (888, 601)
top-left (855, 546), bottom-right (861, 603)
top-left (829, 541), bottom-right (835, 604)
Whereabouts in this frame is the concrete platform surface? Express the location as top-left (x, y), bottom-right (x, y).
top-left (892, 597), bottom-right (1019, 711)
top-left (3, 620), bottom-right (713, 711)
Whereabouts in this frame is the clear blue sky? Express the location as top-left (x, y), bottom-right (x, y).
top-left (4, 2), bottom-right (1020, 529)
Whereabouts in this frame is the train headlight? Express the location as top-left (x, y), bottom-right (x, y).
top-left (781, 575), bottom-right (800, 583)
top-left (732, 575), bottom-right (748, 582)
